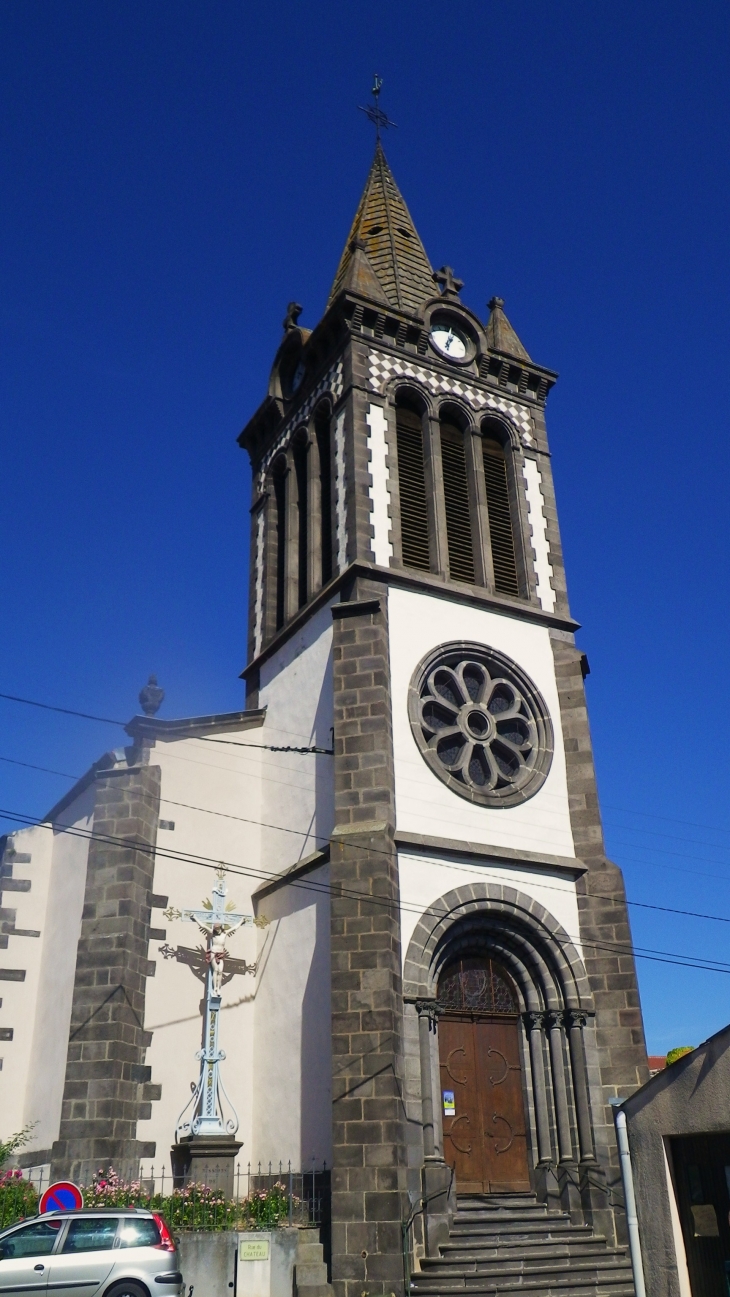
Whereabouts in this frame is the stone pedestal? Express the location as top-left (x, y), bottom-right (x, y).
top-left (171, 1136), bottom-right (243, 1198)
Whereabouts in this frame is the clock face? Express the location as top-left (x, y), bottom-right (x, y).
top-left (430, 323), bottom-right (468, 360)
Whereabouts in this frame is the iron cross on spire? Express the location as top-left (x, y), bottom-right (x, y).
top-left (358, 74), bottom-right (397, 141)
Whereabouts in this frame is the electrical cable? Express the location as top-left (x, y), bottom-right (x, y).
top-left (3, 804), bottom-right (730, 977)
top-left (4, 685), bottom-right (730, 844)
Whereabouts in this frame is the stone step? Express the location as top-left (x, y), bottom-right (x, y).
top-left (417, 1256), bottom-right (631, 1280)
top-left (430, 1243), bottom-right (622, 1267)
top-left (453, 1208), bottom-right (570, 1223)
top-left (297, 1243), bottom-right (326, 1264)
top-left (449, 1226), bottom-right (595, 1245)
top-left (443, 1233), bottom-right (610, 1254)
top-left (295, 1226), bottom-right (333, 1297)
top-left (410, 1271), bottom-right (634, 1297)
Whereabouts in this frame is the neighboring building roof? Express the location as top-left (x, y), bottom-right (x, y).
top-left (485, 296), bottom-right (531, 361)
top-left (327, 142), bottom-right (435, 316)
top-left (647, 1054), bottom-right (667, 1075)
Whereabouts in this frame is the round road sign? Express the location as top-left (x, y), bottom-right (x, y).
top-left (39, 1181), bottom-right (84, 1213)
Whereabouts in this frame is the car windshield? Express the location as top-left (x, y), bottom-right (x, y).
top-left (61, 1219), bottom-right (119, 1253)
top-left (117, 1219), bottom-right (160, 1248)
top-left (0, 1219), bottom-right (64, 1259)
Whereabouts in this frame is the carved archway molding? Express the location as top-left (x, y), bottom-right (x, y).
top-left (403, 879), bottom-right (593, 1012)
top-left (404, 879), bottom-right (597, 1169)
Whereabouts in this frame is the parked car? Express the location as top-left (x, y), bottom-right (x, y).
top-left (0, 1207), bottom-right (183, 1297)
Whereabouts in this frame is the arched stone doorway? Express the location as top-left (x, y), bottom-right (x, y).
top-left (438, 955), bottom-right (531, 1192)
top-left (404, 880), bottom-right (605, 1225)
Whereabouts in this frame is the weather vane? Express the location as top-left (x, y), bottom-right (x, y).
top-left (358, 74), bottom-right (397, 141)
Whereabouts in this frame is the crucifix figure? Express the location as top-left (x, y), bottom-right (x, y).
top-left (164, 870), bottom-right (268, 1140)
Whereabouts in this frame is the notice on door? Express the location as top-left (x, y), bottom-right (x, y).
top-left (443, 1090), bottom-right (455, 1117)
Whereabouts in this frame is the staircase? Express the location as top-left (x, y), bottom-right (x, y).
top-left (411, 1194), bottom-right (635, 1297)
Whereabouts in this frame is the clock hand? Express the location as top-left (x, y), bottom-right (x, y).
top-left (444, 330), bottom-right (454, 351)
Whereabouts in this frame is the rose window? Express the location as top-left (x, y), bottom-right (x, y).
top-left (408, 642), bottom-right (553, 807)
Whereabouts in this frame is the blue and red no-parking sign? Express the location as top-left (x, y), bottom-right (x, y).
top-left (39, 1182), bottom-right (84, 1213)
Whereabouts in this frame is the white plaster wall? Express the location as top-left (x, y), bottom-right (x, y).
top-left (257, 599), bottom-right (335, 874)
top-left (522, 458), bottom-right (556, 613)
top-left (0, 825), bottom-right (52, 1138)
top-left (388, 586), bottom-right (575, 858)
top-left (251, 864), bottom-right (332, 1169)
top-left (22, 790), bottom-right (95, 1153)
top-left (138, 730), bottom-right (265, 1175)
top-left (365, 403), bottom-right (393, 567)
top-left (398, 849), bottom-right (582, 967)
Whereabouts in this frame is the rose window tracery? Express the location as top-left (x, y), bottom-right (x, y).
top-left (408, 642), bottom-right (553, 807)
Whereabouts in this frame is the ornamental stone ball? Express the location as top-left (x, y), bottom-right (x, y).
top-left (139, 674), bottom-right (164, 716)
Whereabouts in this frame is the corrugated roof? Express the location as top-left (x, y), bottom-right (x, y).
top-left (328, 143), bottom-right (435, 316)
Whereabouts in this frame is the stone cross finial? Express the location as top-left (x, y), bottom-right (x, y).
top-left (139, 674), bottom-right (164, 717)
top-left (283, 301), bottom-right (303, 332)
top-left (434, 265), bottom-right (464, 299)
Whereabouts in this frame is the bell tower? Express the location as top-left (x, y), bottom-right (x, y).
top-left (239, 141), bottom-right (648, 1297)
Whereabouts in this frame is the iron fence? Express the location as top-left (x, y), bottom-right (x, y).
top-left (0, 1162), bottom-right (330, 1236)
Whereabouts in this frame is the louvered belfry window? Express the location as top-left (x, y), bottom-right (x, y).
top-left (440, 421), bottom-right (475, 584)
top-left (273, 459), bottom-right (287, 630)
top-left (315, 408), bottom-right (333, 585)
top-left (293, 437), bottom-right (309, 608)
top-left (396, 405), bottom-right (430, 571)
top-left (483, 436), bottom-right (520, 596)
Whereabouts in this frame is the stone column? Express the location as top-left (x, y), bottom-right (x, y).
top-left (50, 764), bottom-right (161, 1184)
top-left (546, 1010), bottom-right (574, 1164)
top-left (423, 413), bottom-right (448, 577)
top-left (566, 1010), bottom-right (596, 1163)
top-left (523, 1011), bottom-right (552, 1165)
top-left (329, 582), bottom-right (408, 1297)
top-left (415, 1001), bottom-right (440, 1157)
top-left (465, 428), bottom-right (492, 589)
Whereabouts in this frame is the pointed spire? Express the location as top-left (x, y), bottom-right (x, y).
top-left (486, 297), bottom-right (531, 361)
top-left (328, 143), bottom-right (435, 316)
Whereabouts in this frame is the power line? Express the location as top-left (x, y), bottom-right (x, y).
top-left (3, 804), bottom-right (730, 977)
top-left (5, 685), bottom-right (730, 852)
top-left (0, 754), bottom-right (77, 779)
top-left (0, 690), bottom-right (330, 755)
top-left (0, 691), bottom-right (123, 726)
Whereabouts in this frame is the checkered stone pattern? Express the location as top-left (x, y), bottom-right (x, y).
top-left (258, 358), bottom-right (345, 489)
top-left (367, 353), bottom-right (535, 445)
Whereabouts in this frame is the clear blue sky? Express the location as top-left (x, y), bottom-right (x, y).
top-left (1, 1), bottom-right (729, 1057)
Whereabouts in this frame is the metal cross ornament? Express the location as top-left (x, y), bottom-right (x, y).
top-left (164, 870), bottom-right (268, 1141)
top-left (358, 74), bottom-right (397, 141)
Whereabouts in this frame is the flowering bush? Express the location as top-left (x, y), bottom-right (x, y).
top-left (0, 1170), bottom-right (39, 1229)
top-left (240, 1182), bottom-right (291, 1229)
top-left (86, 1169), bottom-right (299, 1232)
top-left (0, 1164), bottom-right (302, 1233)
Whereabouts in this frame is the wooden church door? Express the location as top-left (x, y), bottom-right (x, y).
top-left (438, 956), bottom-right (531, 1193)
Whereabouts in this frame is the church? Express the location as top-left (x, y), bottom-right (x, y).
top-left (0, 140), bottom-right (649, 1296)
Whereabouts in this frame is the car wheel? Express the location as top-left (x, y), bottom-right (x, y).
top-left (104, 1282), bottom-right (149, 1297)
